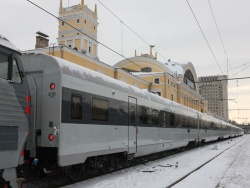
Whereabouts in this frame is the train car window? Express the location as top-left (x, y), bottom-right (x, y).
top-left (12, 59), bottom-right (21, 83)
top-left (175, 114), bottom-right (181, 127)
top-left (199, 120), bottom-right (203, 128)
top-left (170, 113), bottom-right (175, 126)
top-left (211, 122), bottom-right (215, 129)
top-left (204, 121), bottom-right (208, 129)
top-left (140, 106), bottom-right (148, 124)
top-left (92, 98), bottom-right (109, 121)
top-left (152, 110), bottom-right (159, 125)
top-left (182, 116), bottom-right (186, 127)
top-left (71, 95), bottom-right (82, 119)
top-left (190, 118), bottom-right (196, 128)
top-left (163, 112), bottom-right (166, 127)
top-left (0, 52), bottom-right (9, 80)
top-left (129, 105), bottom-right (136, 124)
top-left (186, 117), bottom-right (190, 127)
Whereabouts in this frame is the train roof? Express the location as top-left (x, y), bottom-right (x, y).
top-left (22, 53), bottom-right (241, 127)
top-left (0, 34), bottom-right (20, 53)
top-left (51, 55), bottom-right (199, 117)
top-left (24, 53), bottom-right (202, 117)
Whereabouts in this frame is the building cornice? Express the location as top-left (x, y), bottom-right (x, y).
top-left (58, 29), bottom-right (97, 41)
top-left (59, 12), bottom-right (98, 26)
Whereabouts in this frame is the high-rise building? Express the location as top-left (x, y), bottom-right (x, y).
top-left (58, 0), bottom-right (98, 59)
top-left (198, 75), bottom-right (229, 121)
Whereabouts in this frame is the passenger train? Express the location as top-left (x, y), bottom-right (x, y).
top-left (0, 34), bottom-right (244, 187)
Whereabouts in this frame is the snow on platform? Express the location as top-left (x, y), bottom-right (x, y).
top-left (63, 135), bottom-right (249, 188)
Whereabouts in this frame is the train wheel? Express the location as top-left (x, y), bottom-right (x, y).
top-left (67, 165), bottom-right (81, 182)
top-left (99, 162), bottom-right (110, 173)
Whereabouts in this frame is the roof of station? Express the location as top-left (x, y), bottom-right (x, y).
top-left (115, 55), bottom-right (198, 83)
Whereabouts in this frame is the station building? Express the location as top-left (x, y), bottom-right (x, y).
top-left (28, 0), bottom-right (208, 113)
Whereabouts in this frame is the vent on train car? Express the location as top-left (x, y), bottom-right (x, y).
top-left (50, 83), bottom-right (55, 90)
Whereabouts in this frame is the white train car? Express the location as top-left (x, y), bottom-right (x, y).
top-left (21, 52), bottom-right (243, 176)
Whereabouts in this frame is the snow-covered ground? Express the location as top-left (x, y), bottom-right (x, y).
top-left (63, 135), bottom-right (249, 188)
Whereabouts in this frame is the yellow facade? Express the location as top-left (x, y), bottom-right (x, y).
top-left (32, 1), bottom-right (207, 113)
top-left (114, 51), bottom-right (207, 112)
top-left (58, 0), bottom-right (98, 59)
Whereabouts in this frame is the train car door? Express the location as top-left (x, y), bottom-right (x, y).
top-left (128, 96), bottom-right (137, 154)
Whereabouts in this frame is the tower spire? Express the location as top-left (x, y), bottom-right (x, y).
top-left (59, 0), bottom-right (63, 10)
top-left (81, 0), bottom-right (84, 5)
top-left (94, 4), bottom-right (98, 16)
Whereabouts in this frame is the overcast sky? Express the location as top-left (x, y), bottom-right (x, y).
top-left (1, 0), bottom-right (250, 123)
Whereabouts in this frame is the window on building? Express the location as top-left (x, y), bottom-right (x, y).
top-left (94, 26), bottom-right (96, 30)
top-left (85, 20), bottom-right (87, 24)
top-left (155, 92), bottom-right (161, 96)
top-left (71, 95), bottom-right (82, 119)
top-left (77, 19), bottom-right (79, 23)
top-left (62, 21), bottom-right (64, 26)
top-left (67, 40), bottom-right (73, 48)
top-left (140, 106), bottom-right (148, 124)
top-left (154, 78), bottom-right (159, 84)
top-left (171, 94), bottom-right (174, 101)
top-left (141, 67), bottom-right (152, 72)
top-left (89, 42), bottom-right (92, 53)
top-left (92, 98), bottom-right (109, 121)
top-left (168, 79), bottom-right (170, 84)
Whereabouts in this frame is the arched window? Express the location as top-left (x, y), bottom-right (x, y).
top-left (184, 69), bottom-right (196, 90)
top-left (141, 67), bottom-right (152, 72)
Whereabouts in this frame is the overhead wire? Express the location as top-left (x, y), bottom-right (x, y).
top-left (186, 0), bottom-right (223, 74)
top-left (26, 0), bottom-right (142, 70)
top-left (96, 0), bottom-right (184, 74)
top-left (26, 0), bottom-right (178, 92)
top-left (219, 62), bottom-right (250, 75)
top-left (207, 0), bottom-right (233, 76)
top-left (230, 64), bottom-right (250, 78)
top-left (207, 0), bottom-right (238, 109)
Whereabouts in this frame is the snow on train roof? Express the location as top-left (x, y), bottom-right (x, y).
top-left (52, 56), bottom-right (195, 114)
top-left (53, 56), bottom-right (165, 102)
top-left (54, 56), bottom-right (205, 116)
top-left (0, 34), bottom-right (19, 53)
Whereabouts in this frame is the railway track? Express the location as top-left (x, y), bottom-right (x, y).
top-left (19, 136), bottom-right (243, 188)
top-left (166, 136), bottom-right (246, 188)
